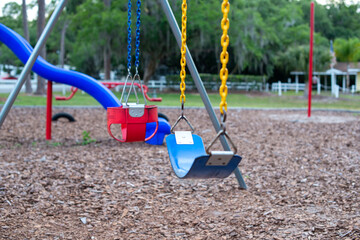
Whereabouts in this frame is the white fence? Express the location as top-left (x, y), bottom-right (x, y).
top-left (147, 79), bottom-right (263, 91)
top-left (272, 81), bottom-right (357, 97)
top-left (0, 79), bottom-right (71, 93)
top-left (271, 82), bottom-right (305, 92)
top-left (148, 79), bottom-right (167, 91)
top-left (0, 77), bottom-right (264, 94)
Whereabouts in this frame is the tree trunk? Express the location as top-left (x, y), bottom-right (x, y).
top-left (143, 55), bottom-right (159, 84)
top-left (22, 0), bottom-right (33, 94)
top-left (215, 42), bottom-right (220, 73)
top-left (102, 0), bottom-right (112, 80)
top-left (35, 0), bottom-right (46, 95)
top-left (103, 0), bottom-right (111, 7)
top-left (59, 20), bottom-right (70, 68)
top-left (103, 38), bottom-right (111, 80)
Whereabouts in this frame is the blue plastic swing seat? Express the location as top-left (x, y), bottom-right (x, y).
top-left (166, 133), bottom-right (242, 179)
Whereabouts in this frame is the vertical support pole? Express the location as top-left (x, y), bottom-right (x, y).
top-left (295, 75), bottom-right (299, 93)
top-left (308, 2), bottom-right (314, 118)
top-left (324, 75), bottom-right (327, 91)
top-left (331, 72), bottom-right (336, 95)
top-left (160, 0), bottom-right (247, 189)
top-left (46, 81), bottom-right (52, 140)
top-left (317, 78), bottom-right (321, 95)
top-left (335, 85), bottom-right (339, 98)
top-left (0, 0), bottom-right (67, 128)
top-left (278, 81), bottom-right (282, 96)
top-left (62, 84), bottom-right (66, 95)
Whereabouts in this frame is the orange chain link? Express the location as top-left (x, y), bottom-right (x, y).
top-left (179, 0), bottom-right (187, 103)
top-left (219, 0), bottom-right (230, 114)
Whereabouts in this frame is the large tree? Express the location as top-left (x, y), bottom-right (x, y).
top-left (22, 0), bottom-right (32, 94)
top-left (275, 44), bottom-right (331, 96)
top-left (71, 0), bottom-right (125, 79)
top-left (327, 1), bottom-right (360, 39)
top-left (103, 0), bottom-right (112, 80)
top-left (34, 0), bottom-right (46, 95)
top-left (334, 38), bottom-right (360, 89)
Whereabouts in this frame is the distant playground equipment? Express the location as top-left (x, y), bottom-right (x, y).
top-left (51, 112), bottom-right (76, 122)
top-left (0, 0), bottom-right (247, 188)
top-left (1, 74), bottom-right (17, 80)
top-left (55, 82), bottom-right (162, 102)
top-left (166, 0), bottom-right (242, 179)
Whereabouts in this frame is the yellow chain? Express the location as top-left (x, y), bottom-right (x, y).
top-left (179, 0), bottom-right (187, 103)
top-left (219, 0), bottom-right (230, 114)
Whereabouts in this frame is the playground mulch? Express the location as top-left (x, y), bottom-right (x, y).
top-left (0, 107), bottom-right (359, 239)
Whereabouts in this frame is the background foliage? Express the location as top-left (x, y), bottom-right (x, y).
top-left (1, 0), bottom-right (360, 83)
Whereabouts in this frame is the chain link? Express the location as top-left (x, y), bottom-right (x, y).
top-left (179, 0), bottom-right (187, 104)
top-left (135, 0), bottom-right (141, 71)
top-left (127, 0), bottom-right (132, 73)
top-left (219, 0), bottom-right (230, 114)
top-left (124, 0), bottom-right (146, 104)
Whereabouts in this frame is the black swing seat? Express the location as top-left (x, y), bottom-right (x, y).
top-left (166, 132), bottom-right (242, 179)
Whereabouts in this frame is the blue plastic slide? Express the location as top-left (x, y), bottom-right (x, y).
top-left (0, 23), bottom-right (120, 109)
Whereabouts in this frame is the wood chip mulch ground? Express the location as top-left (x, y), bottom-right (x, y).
top-left (0, 107), bottom-right (359, 239)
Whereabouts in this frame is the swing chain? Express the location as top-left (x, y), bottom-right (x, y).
top-left (135, 0), bottom-right (141, 73)
top-left (127, 0), bottom-right (132, 74)
top-left (206, 0), bottom-right (237, 155)
top-left (121, 0), bottom-right (147, 105)
top-left (170, 0), bottom-right (190, 133)
top-left (179, 0), bottom-right (187, 104)
top-left (219, 0), bottom-right (230, 115)
top-left (220, 107), bottom-right (227, 132)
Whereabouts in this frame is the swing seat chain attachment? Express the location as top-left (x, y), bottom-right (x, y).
top-left (170, 100), bottom-right (194, 134)
top-left (205, 110), bottom-right (238, 166)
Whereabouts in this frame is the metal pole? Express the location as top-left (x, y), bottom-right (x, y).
top-left (46, 81), bottom-right (53, 140)
top-left (0, 0), bottom-right (67, 128)
top-left (308, 1), bottom-right (314, 118)
top-left (160, 0), bottom-right (247, 189)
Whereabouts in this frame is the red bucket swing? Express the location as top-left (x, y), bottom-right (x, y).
top-left (107, 74), bottom-right (158, 142)
top-left (107, 0), bottom-right (158, 142)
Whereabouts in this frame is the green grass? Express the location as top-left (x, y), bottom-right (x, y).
top-left (1, 90), bottom-right (360, 110)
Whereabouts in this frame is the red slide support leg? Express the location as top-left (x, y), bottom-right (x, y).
top-left (46, 80), bottom-right (52, 140)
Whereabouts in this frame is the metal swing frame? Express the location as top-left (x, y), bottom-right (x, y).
top-left (0, 0), bottom-right (247, 189)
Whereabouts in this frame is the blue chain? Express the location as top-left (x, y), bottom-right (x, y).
top-left (127, 0), bottom-right (132, 72)
top-left (135, 0), bottom-right (141, 71)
